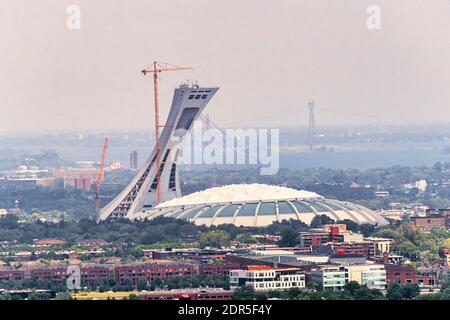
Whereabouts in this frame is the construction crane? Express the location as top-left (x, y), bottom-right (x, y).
top-left (141, 61), bottom-right (193, 204)
top-left (94, 138), bottom-right (108, 213)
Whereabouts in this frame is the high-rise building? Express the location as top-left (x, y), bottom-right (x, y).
top-left (130, 151), bottom-right (138, 170)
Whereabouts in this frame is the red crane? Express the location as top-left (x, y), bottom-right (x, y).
top-left (142, 62), bottom-right (193, 204)
top-left (94, 138), bottom-right (108, 213)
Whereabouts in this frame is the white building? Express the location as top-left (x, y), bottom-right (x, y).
top-left (364, 237), bottom-right (392, 254)
top-left (229, 267), bottom-right (305, 291)
top-left (346, 264), bottom-right (387, 290)
top-left (311, 264), bottom-right (387, 291)
top-left (310, 266), bottom-right (348, 291)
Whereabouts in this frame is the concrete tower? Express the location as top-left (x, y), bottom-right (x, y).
top-left (98, 83), bottom-right (219, 221)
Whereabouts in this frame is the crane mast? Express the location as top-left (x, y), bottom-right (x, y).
top-left (94, 138), bottom-right (108, 213)
top-left (141, 61), bottom-right (193, 204)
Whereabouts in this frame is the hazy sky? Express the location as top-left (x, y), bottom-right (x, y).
top-left (1, 0), bottom-right (450, 132)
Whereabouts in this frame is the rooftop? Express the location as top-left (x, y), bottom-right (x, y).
top-left (156, 184), bottom-right (321, 208)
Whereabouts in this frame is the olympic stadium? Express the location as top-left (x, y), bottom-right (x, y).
top-left (129, 184), bottom-right (389, 227)
top-left (98, 82), bottom-right (388, 228)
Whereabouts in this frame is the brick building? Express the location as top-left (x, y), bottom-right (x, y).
top-left (198, 263), bottom-right (240, 278)
top-left (0, 265), bottom-right (111, 284)
top-left (409, 209), bottom-right (450, 231)
top-left (314, 242), bottom-right (377, 258)
top-left (384, 264), bottom-right (418, 284)
top-left (114, 263), bottom-right (195, 286)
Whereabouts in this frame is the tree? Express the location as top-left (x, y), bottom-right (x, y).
top-left (287, 287), bottom-right (302, 299)
top-left (339, 220), bottom-right (359, 233)
top-left (54, 293), bottom-right (72, 300)
top-left (359, 224), bottom-right (375, 237)
top-left (400, 284), bottom-right (420, 300)
top-left (232, 286), bottom-right (258, 300)
top-left (444, 238), bottom-right (450, 250)
top-left (199, 230), bottom-right (230, 248)
top-left (234, 233), bottom-right (257, 244)
top-left (440, 276), bottom-right (450, 294)
top-left (278, 228), bottom-right (299, 247)
top-left (29, 292), bottom-right (51, 300)
top-left (394, 241), bottom-right (420, 260)
top-left (151, 277), bottom-right (163, 290)
top-left (0, 215), bottom-right (19, 229)
top-left (386, 283), bottom-right (403, 300)
top-left (137, 277), bottom-right (148, 291)
top-left (343, 281), bottom-right (361, 296)
top-left (310, 215), bottom-right (335, 228)
top-left (352, 286), bottom-right (384, 300)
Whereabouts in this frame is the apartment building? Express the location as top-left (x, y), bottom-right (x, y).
top-left (229, 266), bottom-right (305, 291)
top-left (311, 264), bottom-right (387, 291)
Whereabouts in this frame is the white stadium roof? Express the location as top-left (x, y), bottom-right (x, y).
top-left (131, 184), bottom-right (389, 227)
top-left (156, 184), bottom-right (321, 208)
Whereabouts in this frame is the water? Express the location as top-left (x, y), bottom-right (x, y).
top-left (280, 149), bottom-right (450, 170)
top-left (5, 144), bottom-right (450, 170)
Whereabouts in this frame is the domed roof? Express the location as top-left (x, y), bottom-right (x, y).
top-left (131, 184), bottom-right (389, 228)
top-left (156, 184), bottom-right (321, 208)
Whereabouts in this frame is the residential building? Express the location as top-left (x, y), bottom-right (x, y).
top-left (0, 265), bottom-right (111, 284)
top-left (410, 216), bottom-right (447, 231)
top-left (384, 264), bottom-right (417, 284)
top-left (375, 191), bottom-right (390, 199)
top-left (314, 242), bottom-right (376, 258)
top-left (300, 230), bottom-right (331, 247)
top-left (439, 249), bottom-right (450, 267)
top-left (346, 264), bottom-right (387, 290)
top-left (300, 225), bottom-right (365, 248)
top-left (310, 265), bottom-right (348, 291)
top-left (409, 208), bottom-right (450, 231)
top-left (115, 263), bottom-right (195, 286)
top-left (198, 263), bottom-right (240, 278)
top-left (130, 151), bottom-right (138, 170)
top-left (311, 263), bottom-right (387, 291)
top-left (364, 237), bottom-right (392, 254)
top-left (229, 266), bottom-right (305, 291)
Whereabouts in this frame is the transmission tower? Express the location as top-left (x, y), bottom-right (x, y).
top-left (306, 100), bottom-right (316, 151)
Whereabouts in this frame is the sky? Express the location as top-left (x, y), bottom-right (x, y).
top-left (1, 0), bottom-right (450, 132)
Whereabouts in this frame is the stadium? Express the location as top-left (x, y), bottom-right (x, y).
top-left (98, 83), bottom-right (388, 228)
top-left (130, 184), bottom-right (389, 227)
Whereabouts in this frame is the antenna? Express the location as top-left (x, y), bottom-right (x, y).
top-left (306, 100), bottom-right (316, 151)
